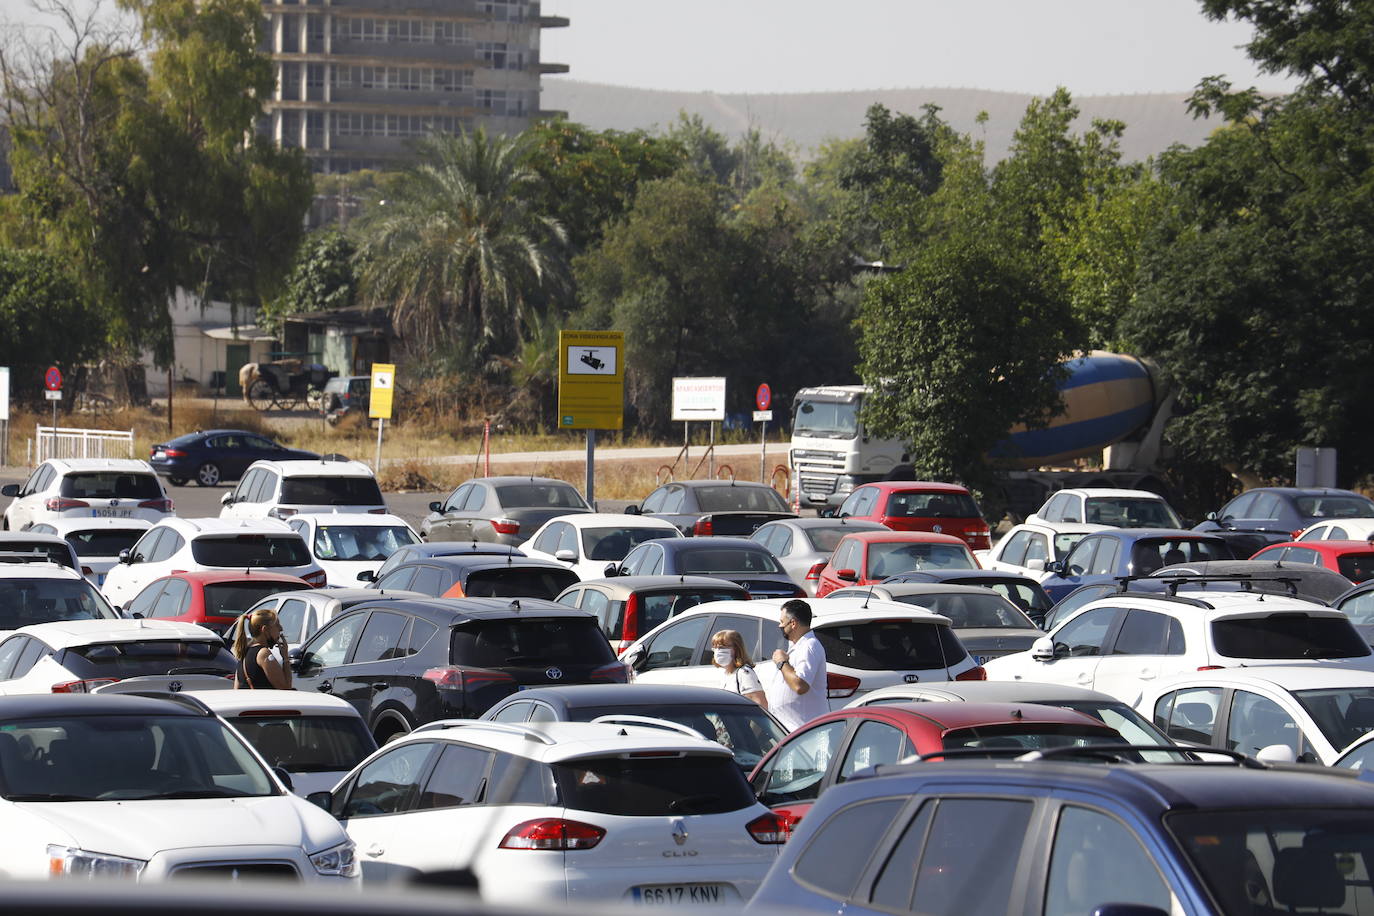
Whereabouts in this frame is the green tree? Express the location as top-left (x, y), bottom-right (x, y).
top-left (260, 231), bottom-right (359, 334)
top-left (0, 248), bottom-right (107, 397)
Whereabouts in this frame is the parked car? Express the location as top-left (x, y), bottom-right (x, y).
top-left (746, 753), bottom-right (1374, 915)
top-left (420, 476), bottom-right (591, 546)
top-left (0, 531), bottom-right (81, 573)
top-left (828, 481), bottom-right (992, 550)
top-left (1030, 486), bottom-right (1184, 528)
top-left (878, 568), bottom-right (1053, 622)
top-left (1333, 579), bottom-right (1374, 647)
top-left (0, 566), bottom-right (121, 631)
top-left (749, 517), bottom-right (888, 596)
top-left (481, 683), bottom-right (788, 771)
top-left (1334, 728), bottom-right (1374, 773)
top-left (285, 513), bottom-right (420, 587)
top-left (1140, 666), bottom-right (1374, 765)
top-left (290, 597), bottom-right (627, 742)
top-left (977, 519), bottom-right (1106, 577)
top-left (100, 517), bottom-right (325, 609)
top-left (120, 570), bottom-right (313, 636)
top-left (822, 583), bottom-right (1044, 664)
top-left (149, 428), bottom-right (319, 487)
top-left (1195, 486), bottom-right (1374, 557)
top-left (520, 512), bottom-right (681, 580)
top-left (1151, 558), bottom-right (1354, 603)
top-left (25, 518), bottom-right (151, 586)
top-left (1298, 517), bottom-right (1374, 542)
top-left (1251, 539), bottom-right (1374, 584)
top-left (611, 536), bottom-right (802, 599)
top-left (220, 458), bottom-right (386, 520)
top-left (622, 597), bottom-right (984, 708)
top-left (746, 702), bottom-right (1126, 838)
top-left (371, 554), bottom-right (579, 601)
top-left (311, 720), bottom-right (781, 903)
top-left (555, 575), bottom-right (750, 654)
top-left (626, 479), bottom-right (795, 536)
top-left (361, 541), bottom-right (525, 587)
top-left (814, 530), bottom-right (977, 597)
top-left (1039, 528), bottom-right (1230, 601)
top-left (234, 586), bottom-right (429, 650)
top-left (983, 587), bottom-right (1374, 703)
top-left (2, 458), bottom-right (173, 531)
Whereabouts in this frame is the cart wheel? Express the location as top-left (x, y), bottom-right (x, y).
top-left (274, 394), bottom-right (302, 412)
top-left (305, 387), bottom-right (326, 411)
top-left (247, 380), bottom-right (276, 412)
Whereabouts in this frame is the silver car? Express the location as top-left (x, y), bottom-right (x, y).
top-left (750, 517), bottom-right (887, 596)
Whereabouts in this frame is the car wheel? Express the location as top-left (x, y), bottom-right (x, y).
top-left (195, 463), bottom-right (222, 487)
top-left (167, 476), bottom-right (188, 487)
top-left (375, 718), bottom-right (412, 745)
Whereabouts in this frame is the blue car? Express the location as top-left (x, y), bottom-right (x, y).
top-left (1040, 528), bottom-right (1229, 602)
top-left (148, 429), bottom-right (318, 487)
top-left (747, 752), bottom-right (1374, 915)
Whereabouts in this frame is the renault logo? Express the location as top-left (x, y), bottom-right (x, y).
top-left (545, 667), bottom-right (564, 680)
top-left (671, 819), bottom-right (688, 846)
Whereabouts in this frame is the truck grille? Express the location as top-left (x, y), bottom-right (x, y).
top-left (170, 863), bottom-right (299, 882)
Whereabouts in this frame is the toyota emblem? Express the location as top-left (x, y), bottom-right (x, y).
top-left (545, 667), bottom-right (564, 680)
top-left (168, 681), bottom-right (183, 693)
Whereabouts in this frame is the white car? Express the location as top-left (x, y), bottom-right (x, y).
top-left (220, 459), bottom-right (386, 520)
top-left (1137, 666), bottom-right (1374, 765)
top-left (26, 518), bottom-right (152, 586)
top-left (2, 458), bottom-right (172, 531)
top-left (521, 512), bottom-right (682, 580)
top-left (315, 719), bottom-right (781, 903)
top-left (1298, 518), bottom-right (1374, 542)
top-left (0, 565), bottom-right (121, 634)
top-left (0, 692), bottom-right (357, 883)
top-left (285, 513), bottom-right (420, 587)
top-left (0, 532), bottom-right (82, 573)
top-left (101, 517), bottom-right (326, 609)
top-left (621, 596), bottom-right (982, 707)
top-left (1028, 487), bottom-right (1183, 528)
top-left (977, 520), bottom-right (1106, 579)
top-left (983, 590), bottom-right (1374, 704)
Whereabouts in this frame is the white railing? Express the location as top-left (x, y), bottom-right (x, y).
top-left (34, 426), bottom-right (135, 463)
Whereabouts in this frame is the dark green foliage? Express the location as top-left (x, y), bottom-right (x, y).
top-left (0, 249), bottom-right (106, 398)
top-left (261, 231), bottom-right (359, 333)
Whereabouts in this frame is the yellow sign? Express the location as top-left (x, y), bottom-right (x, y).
top-left (558, 331), bottom-right (624, 430)
top-left (369, 363), bottom-right (395, 420)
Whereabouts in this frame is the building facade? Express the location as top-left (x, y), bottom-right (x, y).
top-left (260, 0), bottom-right (569, 173)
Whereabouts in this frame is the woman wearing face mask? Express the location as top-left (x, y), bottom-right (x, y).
top-left (710, 629), bottom-right (767, 710)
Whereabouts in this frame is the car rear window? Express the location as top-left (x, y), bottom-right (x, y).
top-left (203, 581), bottom-right (311, 618)
top-left (463, 568), bottom-right (579, 600)
top-left (1084, 497), bottom-right (1181, 528)
top-left (60, 529), bottom-right (145, 558)
top-left (59, 473), bottom-right (162, 500)
top-left (450, 617), bottom-right (615, 667)
top-left (229, 714), bottom-right (375, 773)
top-left (940, 723), bottom-right (1131, 754)
top-left (678, 547), bottom-right (784, 575)
top-left (884, 491), bottom-right (981, 518)
top-left (572, 704), bottom-right (787, 770)
top-left (637, 590), bottom-right (747, 633)
top-left (1294, 495), bottom-right (1374, 518)
top-left (60, 640), bottom-right (236, 678)
top-left (552, 754), bottom-right (755, 815)
top-left (0, 540), bottom-right (74, 568)
top-left (581, 527), bottom-right (674, 561)
top-left (1211, 613), bottom-right (1371, 659)
top-left (494, 484), bottom-right (586, 509)
top-left (1338, 553), bottom-right (1374, 583)
top-left (692, 486), bottom-right (790, 513)
top-left (1132, 538), bottom-right (1228, 572)
top-left (890, 593), bottom-right (1036, 629)
top-left (0, 577), bottom-right (118, 628)
top-left (815, 620), bottom-right (967, 671)
top-left (864, 542), bottom-right (974, 577)
top-left (280, 476), bottom-right (383, 506)
top-left (191, 534), bottom-right (311, 568)
top-left (805, 526), bottom-right (863, 553)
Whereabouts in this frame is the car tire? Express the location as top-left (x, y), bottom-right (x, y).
top-left (375, 717), bottom-right (412, 745)
top-left (195, 463), bottom-right (222, 487)
top-left (167, 476), bottom-right (188, 487)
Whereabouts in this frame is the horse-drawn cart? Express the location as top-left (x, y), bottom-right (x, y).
top-left (246, 360), bottom-right (336, 412)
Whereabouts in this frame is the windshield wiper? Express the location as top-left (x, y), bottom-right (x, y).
top-left (140, 788), bottom-right (257, 800)
top-left (6, 793), bottom-right (97, 801)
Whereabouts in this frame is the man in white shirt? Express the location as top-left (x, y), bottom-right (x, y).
top-left (767, 599), bottom-right (829, 731)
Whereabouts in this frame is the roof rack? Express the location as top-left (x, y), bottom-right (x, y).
top-left (902, 744), bottom-right (1256, 766)
top-left (100, 690), bottom-right (216, 717)
top-left (1119, 573), bottom-right (1300, 600)
top-left (589, 715), bottom-right (709, 740)
top-left (412, 720), bottom-right (557, 745)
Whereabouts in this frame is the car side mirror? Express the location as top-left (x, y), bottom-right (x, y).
top-left (1207, 511), bottom-right (1218, 521)
top-left (429, 501), bottom-right (443, 513)
top-left (305, 790), bottom-right (332, 811)
top-left (817, 507), bottom-right (836, 518)
top-left (1256, 744), bottom-right (1297, 765)
top-left (129, 612), bottom-right (144, 620)
top-left (1026, 558), bottom-right (1046, 572)
top-left (1045, 559), bottom-right (1065, 574)
top-left (603, 563), bottom-right (620, 578)
top-left (220, 492), bottom-right (235, 506)
top-left (0, 484), bottom-right (17, 498)
top-left (272, 766), bottom-right (295, 793)
top-left (836, 568), bottom-right (858, 582)
top-left (356, 570), bottom-right (376, 582)
top-left (118, 548), bottom-right (132, 565)
top-left (555, 549), bottom-right (577, 563)
top-left (622, 644), bottom-right (646, 671)
top-left (623, 505), bottom-right (640, 516)
top-left (1031, 636), bottom-right (1055, 661)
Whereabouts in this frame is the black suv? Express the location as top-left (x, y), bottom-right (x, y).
top-left (369, 554), bottom-right (579, 600)
top-left (291, 597), bottom-right (626, 743)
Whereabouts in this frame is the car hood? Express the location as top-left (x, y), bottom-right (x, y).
top-left (23, 795), bottom-right (344, 860)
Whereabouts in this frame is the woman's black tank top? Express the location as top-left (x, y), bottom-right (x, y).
top-left (237, 645), bottom-right (275, 689)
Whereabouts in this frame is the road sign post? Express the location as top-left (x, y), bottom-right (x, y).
top-left (558, 331), bottom-right (625, 507)
top-left (755, 384), bottom-right (772, 482)
top-left (45, 366), bottom-right (62, 429)
top-left (369, 363), bottom-right (396, 473)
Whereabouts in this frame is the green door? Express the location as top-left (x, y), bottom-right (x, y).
top-left (225, 343), bottom-right (250, 396)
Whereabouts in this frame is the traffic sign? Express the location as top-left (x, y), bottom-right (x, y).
top-left (753, 410), bottom-right (773, 422)
top-left (369, 363), bottom-right (395, 420)
top-left (558, 331), bottom-right (624, 429)
top-left (44, 366), bottom-right (62, 391)
top-left (755, 383), bottom-right (771, 411)
top-left (45, 390), bottom-right (61, 401)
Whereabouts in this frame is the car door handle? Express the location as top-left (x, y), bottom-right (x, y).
top-left (1139, 668), bottom-right (1157, 679)
top-left (366, 844), bottom-right (385, 858)
top-left (318, 680), bottom-right (333, 693)
top-left (370, 682), bottom-right (387, 691)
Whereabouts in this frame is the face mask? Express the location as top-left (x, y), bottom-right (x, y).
top-left (713, 647), bottom-right (734, 666)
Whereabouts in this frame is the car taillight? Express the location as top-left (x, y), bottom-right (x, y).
top-left (368, 508), bottom-right (387, 514)
top-left (623, 594), bottom-right (641, 639)
top-left (302, 570), bottom-right (327, 587)
top-left (590, 661), bottom-right (629, 683)
top-left (498, 818), bottom-right (605, 850)
top-left (955, 665), bottom-right (987, 681)
top-left (137, 498), bottom-right (173, 513)
top-left (162, 449), bottom-right (187, 458)
top-left (51, 679), bottom-right (118, 693)
top-left (45, 498), bottom-right (89, 512)
top-left (746, 812), bottom-right (789, 845)
top-left (268, 507), bottom-right (298, 520)
top-left (1291, 529), bottom-right (1304, 540)
top-left (693, 517), bottom-right (713, 536)
top-left (80, 566), bottom-right (93, 578)
top-left (1197, 665), bottom-right (1224, 671)
top-left (490, 518), bottom-right (520, 536)
top-left (805, 561), bottom-right (827, 582)
top-left (826, 671), bottom-right (861, 699)
top-left (422, 667), bottom-right (517, 690)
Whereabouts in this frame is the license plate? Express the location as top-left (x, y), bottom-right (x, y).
top-left (632, 885), bottom-right (727, 905)
top-left (152, 450), bottom-right (165, 459)
top-left (92, 509), bottom-right (132, 517)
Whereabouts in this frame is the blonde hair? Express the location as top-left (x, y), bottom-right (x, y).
top-left (709, 629), bottom-right (753, 669)
top-left (233, 608), bottom-right (280, 660)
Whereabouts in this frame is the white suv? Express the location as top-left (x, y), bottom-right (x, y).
top-left (101, 517), bottom-right (326, 608)
top-left (220, 459), bottom-right (386, 520)
top-left (2, 459), bottom-right (172, 531)
top-left (0, 565), bottom-right (121, 634)
top-left (314, 719), bottom-right (781, 903)
top-left (1029, 487), bottom-right (1183, 528)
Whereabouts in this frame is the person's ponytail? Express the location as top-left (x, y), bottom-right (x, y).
top-left (233, 614), bottom-right (251, 660)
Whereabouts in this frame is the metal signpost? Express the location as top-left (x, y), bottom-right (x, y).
top-left (0, 367), bottom-right (8, 466)
top-left (755, 382), bottom-right (773, 482)
top-left (369, 363), bottom-right (395, 473)
top-left (558, 330), bottom-right (625, 507)
top-left (44, 366), bottom-right (62, 429)
top-left (672, 377), bottom-right (727, 479)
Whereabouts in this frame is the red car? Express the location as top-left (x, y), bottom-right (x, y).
top-left (746, 702), bottom-right (1125, 838)
top-left (815, 530), bottom-right (978, 596)
top-left (832, 481), bottom-right (992, 550)
top-left (1251, 540), bottom-right (1374, 584)
top-left (121, 570), bottom-right (313, 635)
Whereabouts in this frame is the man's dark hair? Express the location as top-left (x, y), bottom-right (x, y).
top-left (781, 599), bottom-right (812, 628)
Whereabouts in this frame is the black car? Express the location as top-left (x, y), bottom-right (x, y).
top-left (290, 597), bottom-right (626, 743)
top-left (627, 479), bottom-right (796, 536)
top-left (420, 476), bottom-right (591, 546)
top-left (149, 429), bottom-right (319, 487)
top-left (1194, 486), bottom-right (1374, 556)
top-left (880, 569), bottom-right (1053, 623)
top-left (371, 554), bottom-right (579, 600)
top-left (611, 536), bottom-right (803, 599)
top-left (361, 541), bottom-right (525, 585)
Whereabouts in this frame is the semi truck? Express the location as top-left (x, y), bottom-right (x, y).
top-left (789, 352), bottom-right (1176, 520)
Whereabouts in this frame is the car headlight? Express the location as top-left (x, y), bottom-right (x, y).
top-left (47, 845), bottom-right (147, 880)
top-left (309, 840), bottom-right (357, 878)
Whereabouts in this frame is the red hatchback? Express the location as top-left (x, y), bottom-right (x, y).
top-left (833, 481), bottom-right (992, 550)
top-left (747, 702), bottom-right (1125, 839)
top-left (815, 530), bottom-right (978, 597)
top-left (1251, 540), bottom-right (1374, 584)
top-left (121, 570), bottom-right (313, 635)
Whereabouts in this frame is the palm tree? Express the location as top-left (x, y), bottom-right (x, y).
top-left (353, 128), bottom-right (567, 354)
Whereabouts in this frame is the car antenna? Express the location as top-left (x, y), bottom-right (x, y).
top-left (862, 581), bottom-right (877, 609)
top-left (509, 599), bottom-right (521, 614)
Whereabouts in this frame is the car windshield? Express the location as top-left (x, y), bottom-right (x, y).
top-left (0, 541), bottom-right (74, 569)
top-left (1294, 494), bottom-right (1374, 518)
top-left (581, 527), bottom-right (675, 561)
top-left (889, 593), bottom-right (1036, 629)
top-left (494, 484), bottom-right (587, 510)
top-left (203, 581), bottom-right (311, 618)
top-left (1337, 553), bottom-right (1374, 583)
top-left (939, 723), bottom-right (1133, 756)
top-left (793, 398), bottom-right (859, 440)
top-left (865, 542), bottom-right (975, 577)
top-left (280, 476), bottom-right (383, 506)
top-left (1211, 614), bottom-right (1371, 660)
top-left (62, 640), bottom-right (237, 678)
top-left (574, 704), bottom-right (787, 771)
top-left (0, 577), bottom-right (118, 628)
top-left (1053, 533), bottom-right (1088, 559)
top-left (552, 754), bottom-right (755, 816)
top-left (1084, 497), bottom-right (1182, 527)
top-left (633, 590), bottom-right (748, 633)
top-left (1168, 808), bottom-right (1374, 915)
top-left (692, 486), bottom-right (790, 513)
top-left (313, 525), bottom-right (417, 562)
top-left (814, 620), bottom-right (967, 671)
top-left (450, 617), bottom-right (615, 667)
top-left (677, 547), bottom-right (784, 576)
top-left (463, 568), bottom-right (579, 600)
top-left (191, 534), bottom-right (311, 568)
top-left (58, 473), bottom-right (162, 500)
top-left (0, 714), bottom-right (275, 801)
top-left (59, 529), bottom-right (145, 558)
top-left (228, 714), bottom-right (375, 773)
top-left (885, 491), bottom-right (981, 518)
top-left (1292, 688), bottom-right (1374, 752)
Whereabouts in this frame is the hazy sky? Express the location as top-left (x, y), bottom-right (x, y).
top-left (539, 0), bottom-right (1294, 97)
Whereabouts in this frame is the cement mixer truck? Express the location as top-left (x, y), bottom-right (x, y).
top-left (788, 352), bottom-right (1176, 520)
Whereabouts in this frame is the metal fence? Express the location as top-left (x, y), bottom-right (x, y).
top-left (31, 426), bottom-right (136, 464)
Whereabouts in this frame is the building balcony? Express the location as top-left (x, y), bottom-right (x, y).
top-left (325, 38), bottom-right (475, 64)
top-left (538, 62), bottom-right (569, 75)
top-left (539, 15), bottom-right (569, 28)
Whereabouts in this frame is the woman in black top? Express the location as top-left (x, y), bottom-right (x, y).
top-left (233, 608), bottom-right (293, 690)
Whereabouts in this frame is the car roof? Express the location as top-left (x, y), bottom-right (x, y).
top-left (1146, 665), bottom-right (1374, 691)
top-left (664, 480), bottom-right (779, 490)
top-left (1262, 540), bottom-right (1374, 554)
top-left (533, 513), bottom-right (680, 529)
top-left (44, 459), bottom-right (155, 473)
top-left (1054, 488), bottom-right (1169, 499)
top-left (0, 532), bottom-right (71, 545)
top-left (250, 458), bottom-right (375, 477)
top-left (14, 618), bottom-right (223, 647)
top-left (1101, 528), bottom-right (1219, 540)
top-left (491, 683), bottom-right (763, 708)
top-left (890, 570), bottom-right (1040, 585)
top-left (569, 575), bottom-right (750, 592)
top-left (1079, 589), bottom-right (1351, 619)
top-left (155, 570), bottom-right (310, 586)
top-left (813, 701), bottom-right (1110, 731)
top-left (155, 517), bottom-right (295, 536)
top-left (833, 583), bottom-right (1019, 599)
top-left (405, 720), bottom-right (732, 762)
top-left (290, 513), bottom-right (412, 527)
top-left (677, 596), bottom-right (951, 627)
top-left (855, 681), bottom-right (1123, 705)
top-left (1241, 487), bottom-right (1367, 498)
top-left (335, 596), bottom-right (593, 623)
top-left (394, 542), bottom-right (525, 559)
top-left (1010, 521), bottom-right (1109, 535)
top-left (176, 428), bottom-right (270, 439)
top-left (30, 518), bottom-right (153, 534)
top-left (464, 476), bottom-right (582, 487)
top-left (0, 564), bottom-right (86, 581)
top-left (838, 530), bottom-right (970, 545)
top-left (0, 692), bottom-right (208, 719)
top-left (762, 518), bottom-right (889, 533)
top-left (857, 481), bottom-right (972, 494)
top-left (187, 689), bottom-right (360, 716)
top-left (393, 554), bottom-right (572, 574)
top-left (656, 537), bottom-right (778, 552)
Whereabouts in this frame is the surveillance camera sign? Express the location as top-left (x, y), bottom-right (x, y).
top-left (557, 331), bottom-right (624, 430)
top-left (567, 346), bottom-right (617, 375)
